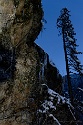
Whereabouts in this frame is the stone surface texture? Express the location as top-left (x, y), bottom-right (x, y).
top-left (0, 0), bottom-right (43, 125)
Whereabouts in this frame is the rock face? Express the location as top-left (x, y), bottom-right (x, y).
top-left (0, 0), bottom-right (43, 48)
top-left (0, 0), bottom-right (43, 125)
top-left (0, 1), bottom-right (71, 125)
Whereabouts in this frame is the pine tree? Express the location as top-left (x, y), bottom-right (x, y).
top-left (57, 8), bottom-right (83, 103)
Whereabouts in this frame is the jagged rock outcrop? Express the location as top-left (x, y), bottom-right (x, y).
top-left (0, 0), bottom-right (43, 125)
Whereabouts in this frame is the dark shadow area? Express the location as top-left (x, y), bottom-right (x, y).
top-left (0, 45), bottom-right (16, 82)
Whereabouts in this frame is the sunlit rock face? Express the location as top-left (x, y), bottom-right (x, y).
top-left (0, 0), bottom-right (43, 125)
top-left (0, 0), bottom-right (16, 33)
top-left (0, 0), bottom-right (43, 47)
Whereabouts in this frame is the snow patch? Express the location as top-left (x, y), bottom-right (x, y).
top-left (48, 88), bottom-right (72, 106)
top-left (67, 36), bottom-right (74, 42)
top-left (49, 114), bottom-right (61, 125)
top-left (38, 85), bottom-right (74, 124)
top-left (78, 87), bottom-right (83, 92)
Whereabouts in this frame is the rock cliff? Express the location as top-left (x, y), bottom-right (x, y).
top-left (0, 1), bottom-right (77, 125)
top-left (0, 0), bottom-right (43, 125)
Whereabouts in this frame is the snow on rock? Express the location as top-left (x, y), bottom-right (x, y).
top-left (38, 84), bottom-right (74, 125)
top-left (39, 85), bottom-right (74, 112)
top-left (77, 87), bottom-right (83, 92)
top-left (49, 88), bottom-right (74, 110)
top-left (49, 114), bottom-right (61, 125)
top-left (38, 99), bottom-right (56, 113)
top-left (48, 88), bottom-right (72, 107)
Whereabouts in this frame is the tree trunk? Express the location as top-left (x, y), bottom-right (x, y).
top-left (62, 29), bottom-right (73, 104)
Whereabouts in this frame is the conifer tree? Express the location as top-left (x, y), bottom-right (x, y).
top-left (57, 8), bottom-right (83, 103)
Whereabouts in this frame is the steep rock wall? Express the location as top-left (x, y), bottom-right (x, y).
top-left (0, 0), bottom-right (43, 125)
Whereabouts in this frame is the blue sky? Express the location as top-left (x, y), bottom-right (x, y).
top-left (36, 0), bottom-right (83, 76)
